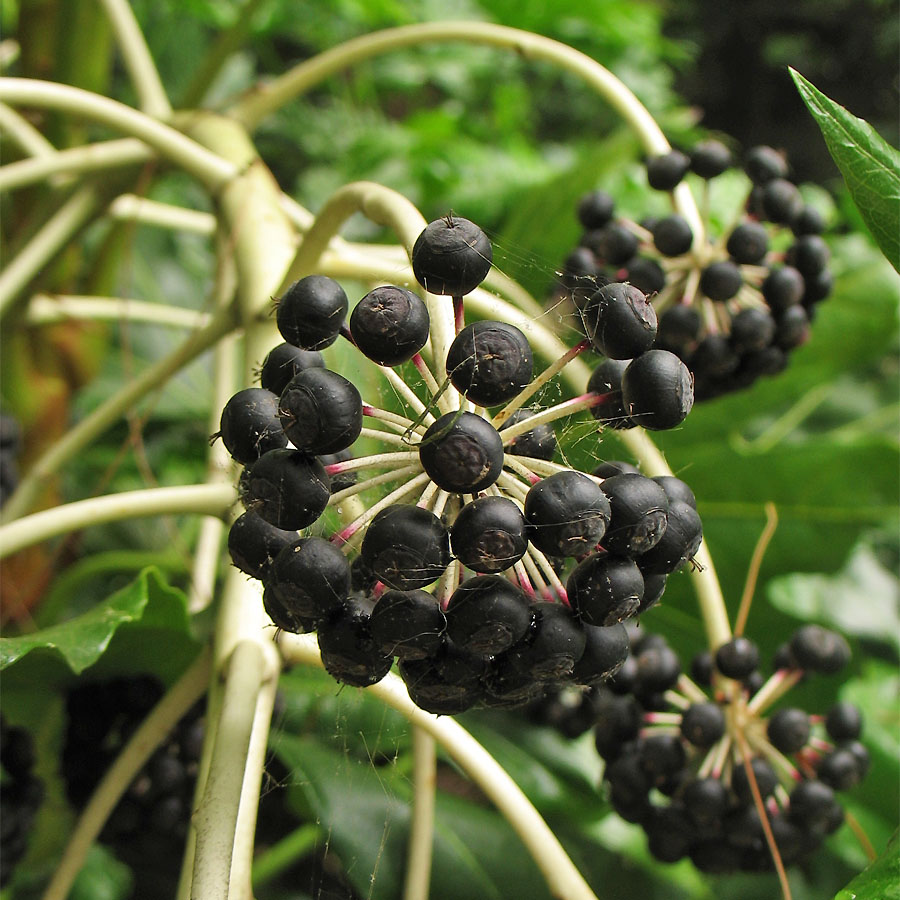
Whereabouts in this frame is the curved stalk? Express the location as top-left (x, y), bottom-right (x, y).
top-left (26, 293), bottom-right (211, 329)
top-left (0, 100), bottom-right (56, 156)
top-left (109, 194), bottom-right (217, 234)
top-left (229, 22), bottom-right (702, 242)
top-left (0, 138), bottom-right (153, 192)
top-left (279, 634), bottom-right (599, 900)
top-left (0, 78), bottom-right (236, 190)
top-left (403, 728), bottom-right (437, 900)
top-left (1, 306), bottom-right (237, 523)
top-left (279, 180), bottom-right (458, 411)
top-left (41, 649), bottom-right (211, 900)
top-left (0, 483), bottom-right (236, 559)
top-left (0, 184), bottom-right (105, 318)
top-left (98, 0), bottom-right (172, 119)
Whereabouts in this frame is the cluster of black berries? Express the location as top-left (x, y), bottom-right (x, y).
top-left (223, 214), bottom-right (703, 715)
top-left (62, 675), bottom-right (204, 896)
top-left (568, 626), bottom-right (869, 873)
top-left (558, 141), bottom-right (833, 401)
top-left (0, 715), bottom-right (44, 887)
top-left (0, 413), bottom-right (21, 507)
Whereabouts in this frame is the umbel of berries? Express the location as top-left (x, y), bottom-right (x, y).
top-left (578, 626), bottom-right (870, 875)
top-left (558, 140), bottom-right (834, 403)
top-left (218, 213), bottom-right (704, 715)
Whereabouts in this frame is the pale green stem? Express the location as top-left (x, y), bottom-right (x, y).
top-left (190, 639), bottom-right (272, 899)
top-left (0, 41), bottom-right (19, 71)
top-left (0, 483), bottom-right (235, 559)
top-left (1, 306), bottom-right (237, 523)
top-left (403, 728), bottom-right (437, 900)
top-left (26, 293), bottom-right (211, 329)
top-left (229, 22), bottom-right (702, 242)
top-left (0, 78), bottom-right (236, 189)
top-left (0, 138), bottom-right (153, 192)
top-left (98, 0), bottom-right (173, 119)
top-left (0, 184), bottom-right (104, 318)
top-left (189, 235), bottom-right (240, 615)
top-left (279, 634), bottom-right (599, 900)
top-left (279, 180), bottom-right (458, 411)
top-left (0, 99), bottom-right (55, 156)
top-left (41, 648), bottom-right (211, 900)
top-left (109, 194), bottom-right (217, 234)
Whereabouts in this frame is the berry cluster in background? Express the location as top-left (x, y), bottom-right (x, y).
top-left (528, 624), bottom-right (869, 874)
top-left (220, 216), bottom-right (705, 715)
top-left (558, 142), bottom-right (834, 402)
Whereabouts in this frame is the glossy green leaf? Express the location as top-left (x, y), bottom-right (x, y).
top-left (790, 69), bottom-right (900, 272)
top-left (835, 830), bottom-right (900, 900)
top-left (768, 541), bottom-right (900, 653)
top-left (0, 567), bottom-right (198, 680)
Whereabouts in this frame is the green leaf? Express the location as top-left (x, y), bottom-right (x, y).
top-left (768, 541), bottom-right (900, 653)
top-left (0, 567), bottom-right (196, 677)
top-left (790, 69), bottom-right (900, 272)
top-left (69, 843), bottom-right (134, 900)
top-left (835, 830), bottom-right (900, 900)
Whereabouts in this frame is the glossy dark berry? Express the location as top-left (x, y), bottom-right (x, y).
top-left (370, 589), bottom-right (446, 660)
top-left (592, 460), bottom-right (640, 478)
top-left (715, 637), bottom-right (760, 679)
top-left (400, 644), bottom-right (484, 715)
top-left (259, 343), bottom-right (325, 396)
top-left (582, 222), bottom-right (639, 266)
top-left (624, 257), bottom-right (666, 295)
top-left (762, 266), bottom-right (805, 312)
top-left (317, 449), bottom-right (357, 493)
top-left (792, 205), bottom-right (826, 236)
top-left (621, 350), bottom-right (694, 431)
top-left (690, 140), bottom-right (732, 178)
top-left (646, 149), bottom-right (691, 190)
top-left (317, 598), bottom-right (393, 688)
top-left (690, 650), bottom-right (713, 686)
top-left (587, 358), bottom-right (633, 429)
top-left (635, 643), bottom-right (682, 693)
top-left (262, 583), bottom-right (317, 635)
top-left (572, 622), bottom-right (630, 683)
top-left (636, 500), bottom-right (702, 574)
top-left (524, 470), bottom-right (611, 557)
top-left (242, 449), bottom-right (330, 530)
top-left (786, 235), bottom-right (830, 278)
top-left (349, 285), bottom-right (429, 366)
top-left (730, 307), bottom-right (776, 353)
top-left (726, 221), bottom-right (769, 264)
top-left (279, 368), bottom-right (362, 456)
top-left (652, 475), bottom-right (697, 509)
top-left (761, 178), bottom-right (804, 224)
top-left (412, 215), bottom-right (492, 296)
top-left (699, 260), bottom-right (743, 302)
top-left (582, 283), bottom-right (657, 359)
top-left (767, 707), bottom-right (811, 754)
top-left (445, 321), bottom-right (533, 405)
top-left (817, 748), bottom-right (863, 791)
top-left (652, 215), bottom-right (694, 257)
top-left (418, 411), bottom-right (504, 493)
top-left (680, 702), bottom-right (725, 747)
top-left (450, 495), bottom-right (528, 574)
top-left (269, 536), bottom-right (352, 622)
top-left (504, 602), bottom-right (587, 680)
top-left (788, 779), bottom-right (836, 830)
top-left (577, 190), bottom-right (616, 229)
top-left (276, 275), bottom-right (348, 350)
top-left (360, 505), bottom-right (450, 591)
top-left (498, 409), bottom-right (557, 460)
top-left (683, 776), bottom-right (729, 825)
top-left (567, 554), bottom-right (644, 626)
top-left (444, 575), bottom-right (531, 655)
top-left (690, 334), bottom-right (739, 382)
top-left (775, 305), bottom-right (811, 350)
top-left (825, 702), bottom-right (863, 741)
top-left (600, 473), bottom-right (669, 556)
top-left (732, 757), bottom-right (778, 803)
top-left (638, 571), bottom-right (668, 614)
top-left (218, 388), bottom-right (287, 465)
top-left (656, 305), bottom-right (702, 355)
top-left (744, 146), bottom-right (788, 184)
top-left (790, 625), bottom-right (850, 674)
top-left (227, 511), bottom-right (297, 580)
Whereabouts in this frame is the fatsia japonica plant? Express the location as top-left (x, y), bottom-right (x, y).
top-left (0, 3), bottom-right (897, 900)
